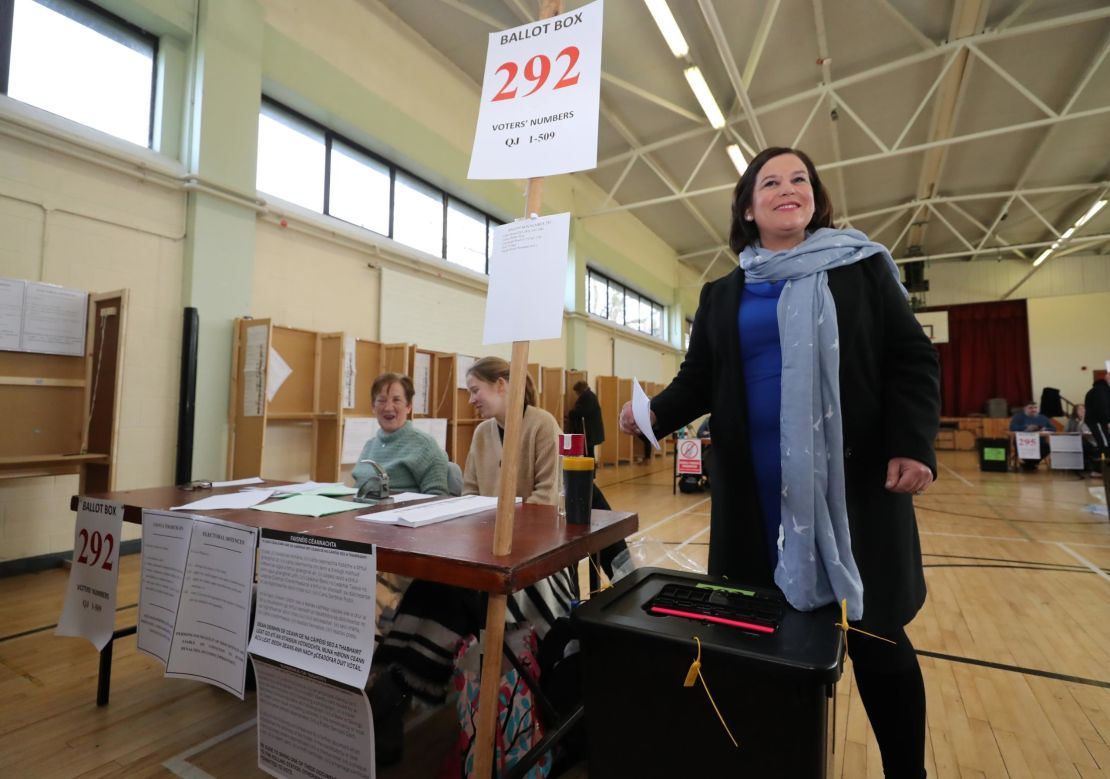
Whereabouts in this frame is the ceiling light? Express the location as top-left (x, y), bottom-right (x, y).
top-left (643, 0), bottom-right (688, 58)
top-left (726, 144), bottom-right (747, 176)
top-left (1075, 199), bottom-right (1107, 227)
top-left (684, 66), bottom-right (726, 129)
top-left (1032, 249), bottom-right (1052, 267)
top-left (1060, 226), bottom-right (1075, 240)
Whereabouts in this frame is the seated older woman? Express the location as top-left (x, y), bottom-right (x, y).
top-left (352, 372), bottom-right (449, 497)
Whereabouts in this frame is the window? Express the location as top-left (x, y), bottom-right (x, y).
top-left (393, 172), bottom-right (443, 258)
top-left (329, 141), bottom-right (390, 235)
top-left (257, 105), bottom-right (326, 212)
top-left (2, 0), bottom-right (157, 147)
top-left (587, 268), bottom-right (666, 338)
top-left (447, 199), bottom-right (487, 273)
top-left (255, 98), bottom-right (502, 273)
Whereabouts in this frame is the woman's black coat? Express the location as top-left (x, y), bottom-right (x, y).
top-left (651, 255), bottom-right (940, 629)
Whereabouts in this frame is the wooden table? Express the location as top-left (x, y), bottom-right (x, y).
top-left (70, 483), bottom-right (638, 771)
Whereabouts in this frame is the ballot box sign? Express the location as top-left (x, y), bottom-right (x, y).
top-left (56, 497), bottom-right (123, 650)
top-left (1015, 432), bottom-right (1041, 461)
top-left (468, 0), bottom-right (603, 180)
top-left (677, 439), bottom-right (703, 474)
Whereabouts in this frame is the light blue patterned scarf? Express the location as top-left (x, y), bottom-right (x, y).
top-left (739, 227), bottom-right (907, 620)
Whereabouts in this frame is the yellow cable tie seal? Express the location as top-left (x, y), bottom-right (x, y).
top-left (685, 637), bottom-right (738, 748)
top-left (588, 555), bottom-right (611, 594)
top-left (836, 599), bottom-right (897, 652)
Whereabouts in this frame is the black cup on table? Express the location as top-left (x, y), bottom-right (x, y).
top-left (563, 456), bottom-right (594, 525)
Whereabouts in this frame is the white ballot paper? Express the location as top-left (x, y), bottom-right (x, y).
top-left (249, 530), bottom-right (376, 689)
top-left (56, 497), bottom-right (124, 650)
top-left (254, 657), bottom-right (375, 779)
top-left (1015, 432), bottom-right (1041, 461)
top-left (1049, 434), bottom-right (1083, 470)
top-left (267, 347), bottom-right (293, 402)
top-left (632, 378), bottom-right (660, 450)
top-left (137, 510), bottom-right (193, 665)
top-left (359, 495), bottom-right (515, 527)
top-left (165, 517), bottom-right (258, 699)
top-left (171, 489), bottom-right (275, 511)
top-left (468, 0), bottom-right (603, 180)
top-left (483, 213), bottom-right (569, 345)
top-left (212, 476), bottom-right (266, 488)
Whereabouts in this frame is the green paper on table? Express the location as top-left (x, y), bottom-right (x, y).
top-left (251, 494), bottom-right (360, 517)
top-left (309, 484), bottom-right (358, 497)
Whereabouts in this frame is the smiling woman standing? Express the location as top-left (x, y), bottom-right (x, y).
top-left (620, 147), bottom-right (940, 778)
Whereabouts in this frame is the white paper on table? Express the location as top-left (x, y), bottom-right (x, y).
top-left (342, 417), bottom-right (381, 464)
top-left (359, 495), bottom-right (514, 527)
top-left (21, 281), bottom-right (87, 356)
top-left (343, 335), bottom-right (357, 410)
top-left (1015, 431), bottom-right (1041, 460)
top-left (413, 351), bottom-right (431, 415)
top-left (137, 510), bottom-right (193, 665)
top-left (388, 492), bottom-right (437, 503)
top-left (0, 278), bottom-right (26, 351)
top-left (1049, 434), bottom-right (1084, 470)
top-left (253, 657), bottom-right (375, 779)
top-left (212, 476), bottom-right (266, 488)
top-left (467, 0), bottom-right (604, 180)
top-left (268, 481), bottom-right (329, 496)
top-left (632, 378), bottom-right (660, 450)
top-left (456, 354), bottom-right (477, 390)
top-left (267, 347), bottom-right (292, 402)
top-left (165, 517), bottom-right (258, 699)
top-left (171, 489), bottom-right (275, 511)
top-left (249, 530), bottom-right (376, 688)
top-left (55, 497), bottom-right (123, 650)
top-left (412, 418), bottom-right (448, 452)
top-left (243, 324), bottom-right (268, 417)
top-left (483, 213), bottom-right (569, 345)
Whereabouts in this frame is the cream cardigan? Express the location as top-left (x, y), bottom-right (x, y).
top-left (463, 405), bottom-right (561, 505)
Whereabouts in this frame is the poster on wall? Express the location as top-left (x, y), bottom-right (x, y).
top-left (468, 0), bottom-right (604, 179)
top-left (0, 277), bottom-right (89, 356)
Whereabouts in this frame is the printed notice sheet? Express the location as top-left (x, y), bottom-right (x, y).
top-left (55, 497), bottom-right (124, 650)
top-left (243, 324), bottom-right (269, 417)
top-left (249, 530), bottom-right (376, 689)
top-left (343, 336), bottom-right (357, 409)
top-left (20, 281), bottom-right (89, 356)
top-left (468, 0), bottom-right (603, 179)
top-left (137, 510), bottom-right (193, 665)
top-left (1049, 434), bottom-right (1083, 470)
top-left (164, 517), bottom-right (258, 698)
top-left (0, 278), bottom-right (25, 351)
top-left (254, 657), bottom-right (375, 779)
top-left (483, 213), bottom-right (569, 345)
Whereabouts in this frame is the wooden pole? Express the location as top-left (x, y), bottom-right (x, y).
top-left (473, 3), bottom-right (563, 774)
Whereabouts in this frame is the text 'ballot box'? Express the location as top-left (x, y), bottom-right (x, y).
top-left (573, 567), bottom-right (843, 778)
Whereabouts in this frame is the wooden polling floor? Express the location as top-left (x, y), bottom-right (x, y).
top-left (0, 450), bottom-right (1106, 778)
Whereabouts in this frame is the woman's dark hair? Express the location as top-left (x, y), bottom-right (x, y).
top-left (371, 372), bottom-right (415, 404)
top-left (728, 147), bottom-right (834, 254)
top-left (572, 380), bottom-right (589, 394)
top-left (467, 356), bottom-right (536, 407)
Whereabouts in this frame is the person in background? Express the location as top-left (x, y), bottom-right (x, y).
top-left (1066, 404), bottom-right (1101, 475)
top-left (1009, 400), bottom-right (1053, 470)
top-left (567, 379), bottom-right (605, 460)
top-left (369, 357), bottom-right (574, 766)
top-left (1084, 373), bottom-right (1110, 462)
top-left (352, 372), bottom-right (449, 497)
top-left (620, 146), bottom-right (939, 779)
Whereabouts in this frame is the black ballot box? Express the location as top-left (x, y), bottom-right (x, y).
top-left (978, 437), bottom-right (1011, 472)
top-left (572, 567), bottom-right (843, 778)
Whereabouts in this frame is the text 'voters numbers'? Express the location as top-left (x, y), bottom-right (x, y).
top-left (492, 47), bottom-right (580, 102)
top-left (77, 529), bottom-right (115, 571)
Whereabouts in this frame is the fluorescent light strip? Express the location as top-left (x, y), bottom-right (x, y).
top-left (1075, 199), bottom-right (1106, 227)
top-left (726, 144), bottom-right (747, 176)
top-left (1032, 249), bottom-right (1052, 267)
top-left (1031, 197), bottom-right (1106, 267)
top-left (643, 0), bottom-right (688, 58)
top-left (684, 66), bottom-right (726, 129)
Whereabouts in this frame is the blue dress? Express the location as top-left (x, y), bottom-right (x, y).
top-left (738, 279), bottom-right (786, 567)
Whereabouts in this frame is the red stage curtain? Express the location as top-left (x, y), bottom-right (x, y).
top-left (926, 300), bottom-right (1032, 417)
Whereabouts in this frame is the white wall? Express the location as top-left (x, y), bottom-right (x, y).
top-left (1027, 291), bottom-right (1110, 408)
top-left (925, 253), bottom-right (1110, 307)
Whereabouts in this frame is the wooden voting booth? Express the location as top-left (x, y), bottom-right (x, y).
top-left (0, 287), bottom-right (127, 493)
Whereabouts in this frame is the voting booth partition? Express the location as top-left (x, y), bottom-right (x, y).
top-left (573, 567), bottom-right (844, 778)
top-left (0, 286), bottom-right (127, 494)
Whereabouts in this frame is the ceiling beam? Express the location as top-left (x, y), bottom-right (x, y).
top-left (698, 0), bottom-right (767, 148)
top-left (601, 72), bottom-right (703, 124)
top-left (742, 0), bottom-right (781, 88)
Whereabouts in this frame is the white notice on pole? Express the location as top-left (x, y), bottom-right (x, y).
top-left (165, 517), bottom-right (258, 699)
top-left (254, 658), bottom-right (375, 779)
top-left (483, 213), bottom-right (569, 345)
top-left (56, 497), bottom-right (124, 650)
top-left (137, 510), bottom-right (194, 665)
top-left (468, 0), bottom-right (604, 180)
top-left (249, 530), bottom-right (376, 689)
